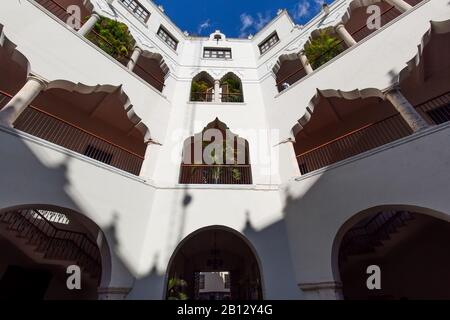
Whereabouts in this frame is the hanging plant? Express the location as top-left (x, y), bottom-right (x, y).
top-left (86, 16), bottom-right (136, 64)
top-left (303, 29), bottom-right (344, 69)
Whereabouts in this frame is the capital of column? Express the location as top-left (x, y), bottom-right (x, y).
top-left (27, 74), bottom-right (49, 90)
top-left (334, 23), bottom-right (357, 47)
top-left (384, 85), bottom-right (430, 132)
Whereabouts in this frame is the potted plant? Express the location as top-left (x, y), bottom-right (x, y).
top-left (303, 29), bottom-right (344, 69)
top-left (86, 16), bottom-right (135, 64)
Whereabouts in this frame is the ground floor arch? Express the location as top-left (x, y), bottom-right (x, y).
top-left (165, 226), bottom-right (264, 300)
top-left (0, 204), bottom-right (111, 300)
top-left (333, 205), bottom-right (450, 300)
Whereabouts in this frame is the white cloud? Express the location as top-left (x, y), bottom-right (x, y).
top-left (198, 19), bottom-right (211, 34)
top-left (239, 12), bottom-right (272, 38)
top-left (240, 13), bottom-right (254, 37)
top-left (293, 0), bottom-right (312, 20)
top-left (292, 0), bottom-right (327, 21)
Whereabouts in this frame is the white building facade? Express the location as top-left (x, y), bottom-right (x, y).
top-left (0, 0), bottom-right (449, 300)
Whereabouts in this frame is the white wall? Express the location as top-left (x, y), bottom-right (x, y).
top-left (283, 123), bottom-right (450, 293)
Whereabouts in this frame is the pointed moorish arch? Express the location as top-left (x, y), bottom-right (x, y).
top-left (0, 203), bottom-right (113, 299)
top-left (331, 204), bottom-right (450, 299)
top-left (163, 225), bottom-right (265, 300)
top-left (219, 72), bottom-right (244, 103)
top-left (0, 24), bottom-right (31, 97)
top-left (179, 118), bottom-right (252, 184)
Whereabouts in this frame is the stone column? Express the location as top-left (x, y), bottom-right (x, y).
top-left (214, 79), bottom-right (221, 103)
top-left (299, 281), bottom-right (344, 300)
top-left (384, 0), bottom-right (413, 13)
top-left (335, 23), bottom-right (357, 47)
top-left (127, 46), bottom-right (143, 71)
top-left (78, 12), bottom-right (101, 36)
top-left (98, 287), bottom-right (131, 300)
top-left (0, 75), bottom-right (47, 127)
top-left (385, 87), bottom-right (430, 132)
top-left (298, 52), bottom-right (314, 74)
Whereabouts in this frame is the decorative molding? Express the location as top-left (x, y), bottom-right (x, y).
top-left (91, 0), bottom-right (115, 17)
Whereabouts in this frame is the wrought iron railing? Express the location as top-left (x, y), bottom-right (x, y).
top-left (276, 5), bottom-right (401, 90)
top-left (339, 211), bottom-right (414, 260)
top-left (297, 114), bottom-right (412, 174)
top-left (179, 164), bottom-right (252, 185)
top-left (0, 90), bottom-right (144, 175)
top-left (0, 209), bottom-right (102, 279)
top-left (32, 0), bottom-right (166, 92)
top-left (190, 92), bottom-right (214, 102)
top-left (296, 92), bottom-right (450, 175)
top-left (221, 93), bottom-right (244, 103)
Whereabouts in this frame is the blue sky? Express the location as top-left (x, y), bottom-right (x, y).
top-left (152, 0), bottom-right (334, 38)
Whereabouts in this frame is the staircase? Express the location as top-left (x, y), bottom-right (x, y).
top-left (340, 211), bottom-right (430, 264)
top-left (0, 209), bottom-right (101, 280)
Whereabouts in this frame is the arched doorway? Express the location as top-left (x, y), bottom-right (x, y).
top-left (335, 207), bottom-right (450, 300)
top-left (165, 227), bottom-right (264, 300)
top-left (0, 205), bottom-right (108, 300)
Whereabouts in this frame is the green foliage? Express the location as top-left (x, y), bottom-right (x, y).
top-left (303, 29), bottom-right (344, 69)
top-left (167, 277), bottom-right (188, 300)
top-left (86, 16), bottom-right (135, 63)
top-left (221, 76), bottom-right (243, 102)
top-left (191, 80), bottom-right (210, 94)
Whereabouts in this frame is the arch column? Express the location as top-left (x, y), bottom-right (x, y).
top-left (298, 52), bottom-right (314, 74)
top-left (0, 75), bottom-right (47, 127)
top-left (335, 23), bottom-right (357, 47)
top-left (214, 79), bottom-right (221, 103)
top-left (383, 0), bottom-right (413, 13)
top-left (384, 87), bottom-right (430, 132)
top-left (127, 46), bottom-right (143, 71)
top-left (78, 12), bottom-right (101, 36)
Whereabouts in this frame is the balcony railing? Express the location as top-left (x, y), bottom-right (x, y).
top-left (32, 0), bottom-right (166, 92)
top-left (179, 164), bottom-right (252, 185)
top-left (221, 93), bottom-right (244, 103)
top-left (296, 92), bottom-right (450, 175)
top-left (276, 5), bottom-right (401, 90)
top-left (190, 92), bottom-right (214, 102)
top-left (350, 5), bottom-right (401, 43)
top-left (0, 90), bottom-right (144, 176)
top-left (34, 0), bottom-right (79, 29)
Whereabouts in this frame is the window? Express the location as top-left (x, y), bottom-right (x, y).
top-left (119, 0), bottom-right (150, 23)
top-left (258, 32), bottom-right (280, 55)
top-left (157, 26), bottom-right (179, 51)
top-left (204, 48), bottom-right (232, 59)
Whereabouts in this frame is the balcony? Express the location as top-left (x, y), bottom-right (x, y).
top-left (179, 164), bottom-right (252, 185)
top-left (0, 89), bottom-right (145, 176)
top-left (275, 1), bottom-right (423, 92)
top-left (179, 118), bottom-right (253, 185)
top-left (296, 92), bottom-right (450, 175)
top-left (31, 0), bottom-right (167, 92)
